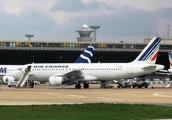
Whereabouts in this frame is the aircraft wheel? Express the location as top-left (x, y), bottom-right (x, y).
top-left (75, 84), bottom-right (81, 89)
top-left (138, 85), bottom-right (142, 88)
top-left (83, 84), bottom-right (89, 88)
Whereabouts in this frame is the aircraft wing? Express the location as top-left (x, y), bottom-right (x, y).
top-left (52, 70), bottom-right (97, 82)
top-left (0, 73), bottom-right (16, 78)
top-left (51, 70), bottom-right (83, 80)
top-left (64, 70), bottom-right (83, 78)
top-left (52, 70), bottom-right (82, 78)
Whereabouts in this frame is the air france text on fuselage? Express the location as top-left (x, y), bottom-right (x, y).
top-left (33, 65), bottom-right (69, 69)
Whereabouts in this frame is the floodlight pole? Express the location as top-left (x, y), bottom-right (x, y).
top-left (25, 34), bottom-right (34, 41)
top-left (90, 26), bottom-right (100, 42)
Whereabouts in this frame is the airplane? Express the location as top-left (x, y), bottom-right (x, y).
top-left (154, 51), bottom-right (172, 76)
top-left (0, 66), bottom-right (23, 82)
top-left (16, 37), bottom-right (164, 89)
top-left (167, 51), bottom-right (172, 72)
top-left (2, 46), bottom-right (94, 84)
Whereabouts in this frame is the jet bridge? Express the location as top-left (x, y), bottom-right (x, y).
top-left (15, 66), bottom-right (32, 88)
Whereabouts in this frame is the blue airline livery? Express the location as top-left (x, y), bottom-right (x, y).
top-left (75, 46), bottom-right (94, 63)
top-left (0, 67), bottom-right (7, 73)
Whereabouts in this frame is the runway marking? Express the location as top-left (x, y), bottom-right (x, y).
top-left (98, 97), bottom-right (111, 100)
top-left (152, 92), bottom-right (172, 98)
top-left (42, 93), bottom-right (60, 96)
top-left (15, 92), bottom-right (61, 96)
top-left (68, 95), bottom-right (86, 98)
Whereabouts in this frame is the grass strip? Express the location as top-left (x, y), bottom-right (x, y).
top-left (0, 103), bottom-right (172, 120)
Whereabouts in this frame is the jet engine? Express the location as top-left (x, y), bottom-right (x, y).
top-left (3, 76), bottom-right (16, 83)
top-left (49, 76), bottom-right (70, 86)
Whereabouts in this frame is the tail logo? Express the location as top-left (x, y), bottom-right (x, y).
top-left (137, 37), bottom-right (161, 62)
top-left (168, 52), bottom-right (172, 67)
top-left (151, 52), bottom-right (158, 61)
top-left (75, 46), bottom-right (94, 63)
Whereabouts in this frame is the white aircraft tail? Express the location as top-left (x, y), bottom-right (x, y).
top-left (74, 46), bottom-right (94, 63)
top-left (133, 37), bottom-right (161, 64)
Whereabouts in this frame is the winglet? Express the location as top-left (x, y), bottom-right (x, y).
top-left (133, 37), bottom-right (161, 64)
top-left (74, 46), bottom-right (94, 63)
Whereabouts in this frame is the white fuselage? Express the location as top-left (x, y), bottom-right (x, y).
top-left (28, 62), bottom-right (164, 82)
top-left (0, 65), bottom-right (24, 77)
top-left (0, 65), bottom-right (25, 83)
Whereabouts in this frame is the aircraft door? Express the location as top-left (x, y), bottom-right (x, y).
top-left (127, 65), bottom-right (133, 74)
top-left (24, 65), bottom-right (36, 80)
top-left (25, 66), bottom-right (32, 73)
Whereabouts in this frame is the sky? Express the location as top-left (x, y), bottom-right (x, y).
top-left (0, 0), bottom-right (172, 43)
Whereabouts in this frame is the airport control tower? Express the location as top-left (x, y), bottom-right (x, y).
top-left (76, 24), bottom-right (94, 42)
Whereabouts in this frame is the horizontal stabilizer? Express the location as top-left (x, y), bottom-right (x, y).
top-left (142, 65), bottom-right (156, 70)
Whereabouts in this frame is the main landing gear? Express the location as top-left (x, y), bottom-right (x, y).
top-left (100, 81), bottom-right (113, 88)
top-left (75, 83), bottom-right (89, 89)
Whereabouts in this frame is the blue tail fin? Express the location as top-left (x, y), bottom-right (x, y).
top-left (74, 46), bottom-right (94, 63)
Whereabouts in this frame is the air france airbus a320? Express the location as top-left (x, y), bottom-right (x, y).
top-left (16, 37), bottom-right (164, 89)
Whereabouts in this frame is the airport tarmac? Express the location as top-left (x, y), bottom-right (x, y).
top-left (0, 84), bottom-right (172, 106)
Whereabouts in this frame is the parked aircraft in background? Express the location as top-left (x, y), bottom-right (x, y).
top-left (2, 46), bottom-right (94, 84)
top-left (158, 51), bottom-right (172, 72)
top-left (17, 37), bottom-right (164, 89)
top-left (167, 51), bottom-right (172, 73)
top-left (154, 51), bottom-right (172, 76)
top-left (0, 65), bottom-right (23, 83)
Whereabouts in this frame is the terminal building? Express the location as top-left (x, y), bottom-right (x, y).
top-left (0, 38), bottom-right (171, 69)
top-left (0, 24), bottom-right (171, 69)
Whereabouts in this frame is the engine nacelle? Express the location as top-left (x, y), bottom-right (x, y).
top-left (49, 76), bottom-right (70, 86)
top-left (168, 69), bottom-right (172, 73)
top-left (3, 76), bottom-right (16, 83)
